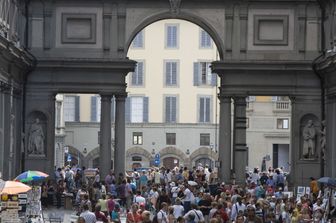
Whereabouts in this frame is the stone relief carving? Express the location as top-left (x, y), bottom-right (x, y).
top-left (27, 117), bottom-right (46, 156)
top-left (169, 0), bottom-right (181, 14)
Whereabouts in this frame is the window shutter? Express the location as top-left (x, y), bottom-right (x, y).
top-left (172, 62), bottom-right (177, 85)
top-left (205, 98), bottom-right (211, 122)
top-left (75, 96), bottom-right (80, 122)
top-left (125, 97), bottom-right (131, 123)
top-left (211, 73), bottom-right (217, 86)
top-left (199, 97), bottom-right (204, 122)
top-left (143, 97), bottom-right (149, 123)
top-left (131, 71), bottom-right (136, 85)
top-left (193, 62), bottom-right (199, 86)
top-left (165, 97), bottom-right (171, 122)
top-left (91, 96), bottom-right (97, 122)
top-left (111, 97), bottom-right (115, 122)
top-left (172, 97), bottom-right (177, 122)
top-left (138, 62), bottom-right (143, 85)
top-left (166, 62), bottom-right (172, 85)
top-left (201, 30), bottom-right (206, 47)
top-left (172, 26), bottom-right (177, 47)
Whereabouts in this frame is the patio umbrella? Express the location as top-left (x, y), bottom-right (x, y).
top-left (14, 170), bottom-right (49, 183)
top-left (317, 177), bottom-right (336, 186)
top-left (0, 180), bottom-right (31, 194)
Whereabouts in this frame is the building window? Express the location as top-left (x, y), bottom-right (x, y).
top-left (199, 96), bottom-right (211, 123)
top-left (131, 61), bottom-right (144, 86)
top-left (132, 31), bottom-right (144, 48)
top-left (133, 132), bottom-right (143, 145)
top-left (164, 61), bottom-right (178, 86)
top-left (126, 96), bottom-right (149, 123)
top-left (166, 24), bottom-right (178, 48)
top-left (64, 96), bottom-right (79, 121)
top-left (132, 156), bottom-right (142, 161)
top-left (165, 96), bottom-right (177, 123)
top-left (200, 29), bottom-right (212, 48)
top-left (272, 96), bottom-right (290, 101)
top-left (277, 118), bottom-right (289, 129)
top-left (193, 62), bottom-right (217, 86)
top-left (200, 133), bottom-right (210, 146)
top-left (166, 133), bottom-right (176, 145)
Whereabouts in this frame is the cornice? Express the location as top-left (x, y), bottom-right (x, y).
top-left (0, 35), bottom-right (35, 69)
top-left (212, 60), bottom-right (313, 72)
top-left (35, 58), bottom-right (136, 71)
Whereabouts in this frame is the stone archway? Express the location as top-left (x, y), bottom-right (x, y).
top-left (189, 147), bottom-right (218, 168)
top-left (85, 147), bottom-right (115, 168)
top-left (125, 11), bottom-right (225, 59)
top-left (159, 146), bottom-right (189, 168)
top-left (126, 147), bottom-right (152, 170)
top-left (64, 145), bottom-right (85, 167)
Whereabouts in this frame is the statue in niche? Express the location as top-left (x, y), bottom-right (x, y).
top-left (320, 120), bottom-right (326, 160)
top-left (28, 118), bottom-right (45, 155)
top-left (302, 119), bottom-right (316, 159)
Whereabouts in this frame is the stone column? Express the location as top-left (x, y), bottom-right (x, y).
top-left (218, 95), bottom-right (232, 183)
top-left (233, 96), bottom-right (247, 184)
top-left (99, 94), bottom-right (112, 179)
top-left (114, 93), bottom-right (127, 176)
top-left (326, 94), bottom-right (336, 178)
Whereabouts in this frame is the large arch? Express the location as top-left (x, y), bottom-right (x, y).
top-left (189, 147), bottom-right (218, 167)
top-left (85, 146), bottom-right (115, 168)
top-left (126, 146), bottom-right (153, 160)
top-left (125, 11), bottom-right (224, 59)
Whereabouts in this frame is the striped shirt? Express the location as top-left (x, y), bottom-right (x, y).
top-left (80, 210), bottom-right (97, 223)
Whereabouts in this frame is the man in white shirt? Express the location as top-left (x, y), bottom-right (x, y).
top-left (182, 185), bottom-right (193, 213)
top-left (184, 204), bottom-right (204, 223)
top-left (134, 191), bottom-right (146, 204)
top-left (157, 202), bottom-right (169, 223)
top-left (80, 204), bottom-right (97, 223)
top-left (173, 198), bottom-right (184, 218)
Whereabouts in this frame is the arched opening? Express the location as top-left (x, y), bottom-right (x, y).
top-left (126, 19), bottom-right (219, 169)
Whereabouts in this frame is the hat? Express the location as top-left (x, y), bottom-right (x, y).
top-left (170, 182), bottom-right (176, 187)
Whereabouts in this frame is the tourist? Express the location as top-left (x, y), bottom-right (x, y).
top-left (94, 204), bottom-right (110, 223)
top-left (126, 203), bottom-right (142, 223)
top-left (80, 203), bottom-right (97, 223)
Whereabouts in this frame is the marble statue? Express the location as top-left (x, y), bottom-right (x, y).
top-left (28, 118), bottom-right (45, 155)
top-left (302, 119), bottom-right (316, 159)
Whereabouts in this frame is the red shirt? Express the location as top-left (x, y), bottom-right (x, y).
top-left (95, 211), bottom-right (109, 223)
top-left (126, 211), bottom-right (142, 223)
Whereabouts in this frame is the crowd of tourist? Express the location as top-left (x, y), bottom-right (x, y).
top-left (40, 164), bottom-right (336, 223)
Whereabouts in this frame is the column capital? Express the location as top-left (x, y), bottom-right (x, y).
top-left (233, 96), bottom-right (247, 105)
top-left (115, 92), bottom-right (128, 101)
top-left (326, 93), bottom-right (336, 104)
top-left (218, 95), bottom-right (232, 103)
top-left (100, 94), bottom-right (113, 101)
top-left (289, 96), bottom-right (296, 105)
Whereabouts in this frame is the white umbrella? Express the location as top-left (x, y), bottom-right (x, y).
top-left (188, 180), bottom-right (198, 186)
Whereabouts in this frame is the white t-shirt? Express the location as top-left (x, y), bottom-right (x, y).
top-left (184, 188), bottom-right (192, 202)
top-left (173, 204), bottom-right (184, 218)
top-left (157, 210), bottom-right (168, 223)
top-left (171, 186), bottom-right (180, 198)
top-left (134, 195), bottom-right (146, 204)
top-left (184, 209), bottom-right (204, 223)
